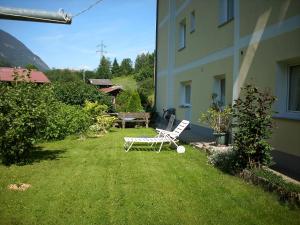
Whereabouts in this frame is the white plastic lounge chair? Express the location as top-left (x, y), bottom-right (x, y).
top-left (156, 120), bottom-right (190, 141)
top-left (124, 120), bottom-right (190, 153)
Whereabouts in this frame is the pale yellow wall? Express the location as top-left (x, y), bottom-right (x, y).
top-left (270, 119), bottom-right (300, 156)
top-left (157, 27), bottom-right (169, 72)
top-left (173, 56), bottom-right (233, 125)
top-left (239, 29), bottom-right (300, 96)
top-left (175, 0), bottom-right (234, 68)
top-left (240, 0), bottom-right (300, 37)
top-left (156, 76), bottom-right (168, 116)
top-left (158, 0), bottom-right (169, 24)
top-left (156, 0), bottom-right (300, 157)
top-left (238, 29), bottom-right (300, 156)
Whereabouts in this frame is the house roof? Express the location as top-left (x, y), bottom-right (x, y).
top-left (100, 85), bottom-right (123, 93)
top-left (88, 79), bottom-right (112, 86)
top-left (0, 67), bottom-right (50, 83)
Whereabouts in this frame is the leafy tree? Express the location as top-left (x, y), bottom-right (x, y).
top-left (137, 77), bottom-right (154, 110)
top-left (119, 58), bottom-right (133, 76)
top-left (96, 56), bottom-right (111, 78)
top-left (128, 91), bottom-right (143, 112)
top-left (52, 81), bottom-right (112, 108)
top-left (111, 58), bottom-right (121, 77)
top-left (232, 84), bottom-right (276, 169)
top-left (0, 81), bottom-right (53, 164)
top-left (134, 52), bottom-right (154, 73)
top-left (46, 69), bottom-right (82, 82)
top-left (25, 64), bottom-right (38, 70)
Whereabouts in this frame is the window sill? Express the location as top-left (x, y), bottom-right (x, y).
top-left (273, 113), bottom-right (300, 121)
top-left (218, 18), bottom-right (234, 28)
top-left (180, 104), bottom-right (192, 108)
top-left (178, 46), bottom-right (186, 52)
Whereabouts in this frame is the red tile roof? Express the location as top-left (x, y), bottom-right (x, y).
top-left (100, 85), bottom-right (123, 93)
top-left (0, 67), bottom-right (50, 83)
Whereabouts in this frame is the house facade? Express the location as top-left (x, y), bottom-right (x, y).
top-left (155, 0), bottom-right (300, 178)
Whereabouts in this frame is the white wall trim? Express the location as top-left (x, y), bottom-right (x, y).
top-left (176, 0), bottom-right (192, 17)
top-left (159, 14), bottom-right (169, 29)
top-left (157, 14), bottom-right (300, 79)
top-left (232, 0), bottom-right (240, 102)
top-left (174, 47), bottom-right (234, 75)
top-left (158, 0), bottom-right (192, 29)
top-left (166, 0), bottom-right (176, 108)
top-left (239, 14), bottom-right (300, 49)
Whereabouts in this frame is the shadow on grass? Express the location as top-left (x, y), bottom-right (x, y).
top-left (17, 146), bottom-right (67, 165)
top-left (124, 145), bottom-right (174, 152)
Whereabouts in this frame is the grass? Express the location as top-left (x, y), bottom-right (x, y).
top-left (0, 128), bottom-right (299, 225)
top-left (112, 75), bottom-right (137, 91)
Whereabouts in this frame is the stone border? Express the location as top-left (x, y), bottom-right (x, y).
top-left (239, 169), bottom-right (300, 206)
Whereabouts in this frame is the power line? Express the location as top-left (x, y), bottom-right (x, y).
top-left (73, 0), bottom-right (104, 18)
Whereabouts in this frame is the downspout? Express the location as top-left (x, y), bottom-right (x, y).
top-left (154, 0), bottom-right (159, 112)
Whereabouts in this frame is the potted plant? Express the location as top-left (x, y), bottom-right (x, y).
top-left (199, 94), bottom-right (232, 145)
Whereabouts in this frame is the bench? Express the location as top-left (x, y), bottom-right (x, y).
top-left (117, 112), bottom-right (150, 128)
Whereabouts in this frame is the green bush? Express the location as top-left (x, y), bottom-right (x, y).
top-left (89, 115), bottom-right (117, 135)
top-left (208, 149), bottom-right (238, 174)
top-left (83, 100), bottom-right (108, 122)
top-left (43, 102), bottom-right (91, 140)
top-left (115, 90), bottom-right (143, 112)
top-left (0, 82), bottom-right (52, 164)
top-left (233, 84), bottom-right (276, 169)
top-left (52, 81), bottom-right (112, 107)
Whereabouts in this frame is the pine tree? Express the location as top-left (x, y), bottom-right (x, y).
top-left (119, 58), bottom-right (133, 76)
top-left (111, 58), bottom-right (120, 77)
top-left (96, 56), bottom-right (111, 78)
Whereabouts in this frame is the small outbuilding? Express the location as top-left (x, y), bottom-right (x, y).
top-left (0, 67), bottom-right (50, 84)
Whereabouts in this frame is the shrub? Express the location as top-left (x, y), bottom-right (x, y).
top-left (199, 106), bottom-right (232, 134)
top-left (83, 100), bottom-right (108, 122)
top-left (43, 102), bottom-right (91, 140)
top-left (208, 149), bottom-right (238, 174)
top-left (52, 81), bottom-right (112, 107)
top-left (232, 84), bottom-right (276, 169)
top-left (89, 115), bottom-right (117, 135)
top-left (0, 82), bottom-right (52, 164)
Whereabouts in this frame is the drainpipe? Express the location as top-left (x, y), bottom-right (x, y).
top-left (154, 0), bottom-right (159, 112)
top-left (0, 6), bottom-right (72, 24)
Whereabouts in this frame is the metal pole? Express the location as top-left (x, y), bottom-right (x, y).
top-left (0, 6), bottom-right (72, 24)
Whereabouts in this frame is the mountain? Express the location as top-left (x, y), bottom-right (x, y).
top-left (0, 29), bottom-right (49, 71)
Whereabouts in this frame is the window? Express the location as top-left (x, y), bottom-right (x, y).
top-left (288, 65), bottom-right (300, 112)
top-left (190, 11), bottom-right (196, 33)
top-left (219, 0), bottom-right (234, 25)
top-left (213, 77), bottom-right (226, 106)
top-left (181, 82), bottom-right (191, 107)
top-left (185, 84), bottom-right (191, 104)
top-left (275, 62), bottom-right (300, 120)
top-left (179, 19), bottom-right (186, 50)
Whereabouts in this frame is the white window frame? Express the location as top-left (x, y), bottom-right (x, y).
top-left (275, 63), bottom-right (300, 120)
top-left (179, 19), bottom-right (186, 50)
top-left (190, 11), bottom-right (196, 33)
top-left (219, 0), bottom-right (234, 25)
top-left (213, 76), bottom-right (226, 106)
top-left (180, 81), bottom-right (192, 108)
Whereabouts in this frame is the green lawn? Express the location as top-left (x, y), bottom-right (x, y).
top-left (112, 75), bottom-right (137, 91)
top-left (0, 128), bottom-right (299, 225)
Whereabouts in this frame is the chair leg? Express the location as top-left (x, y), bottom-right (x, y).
top-left (157, 142), bottom-right (164, 153)
top-left (125, 142), bottom-right (134, 152)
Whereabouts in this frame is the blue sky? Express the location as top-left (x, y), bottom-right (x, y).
top-left (0, 0), bottom-right (156, 70)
